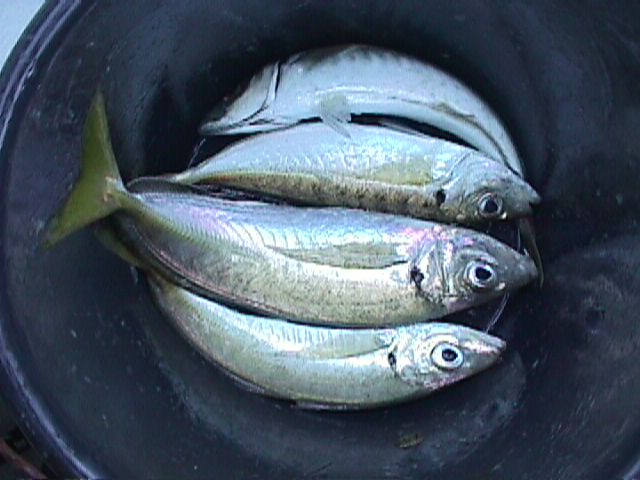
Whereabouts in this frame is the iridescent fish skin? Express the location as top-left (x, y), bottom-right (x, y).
top-left (199, 44), bottom-right (544, 279)
top-left (45, 92), bottom-right (538, 327)
top-left (200, 44), bottom-right (523, 175)
top-left (112, 191), bottom-right (537, 326)
top-left (148, 274), bottom-right (506, 409)
top-left (169, 123), bottom-right (540, 225)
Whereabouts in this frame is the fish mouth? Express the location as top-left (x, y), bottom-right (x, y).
top-left (502, 177), bottom-right (540, 219)
top-left (529, 190), bottom-right (542, 205)
top-left (199, 103), bottom-right (272, 135)
top-left (462, 332), bottom-right (506, 359)
top-left (519, 179), bottom-right (542, 206)
top-left (510, 180), bottom-right (541, 217)
top-left (480, 247), bottom-right (538, 295)
top-left (526, 182), bottom-right (542, 204)
top-left (200, 76), bottom-right (257, 133)
top-left (455, 329), bottom-right (506, 370)
top-left (478, 333), bottom-right (507, 354)
top-left (199, 63), bottom-right (280, 135)
top-left (199, 112), bottom-right (236, 136)
top-left (514, 253), bottom-right (539, 286)
top-left (202, 98), bottom-right (231, 125)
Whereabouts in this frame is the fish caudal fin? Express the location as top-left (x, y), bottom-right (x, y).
top-left (44, 91), bottom-right (127, 247)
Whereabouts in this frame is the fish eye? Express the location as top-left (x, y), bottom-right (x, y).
top-left (465, 261), bottom-right (497, 290)
top-left (478, 193), bottom-right (503, 218)
top-left (410, 266), bottom-right (425, 287)
top-left (431, 343), bottom-right (464, 370)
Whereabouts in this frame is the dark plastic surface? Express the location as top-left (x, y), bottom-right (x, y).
top-left (1, 1), bottom-right (640, 478)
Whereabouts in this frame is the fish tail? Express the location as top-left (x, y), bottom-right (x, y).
top-left (44, 91), bottom-right (129, 247)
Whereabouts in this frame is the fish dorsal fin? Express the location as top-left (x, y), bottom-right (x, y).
top-left (374, 118), bottom-right (433, 139)
top-left (128, 178), bottom-right (276, 208)
top-left (127, 177), bottom-right (211, 196)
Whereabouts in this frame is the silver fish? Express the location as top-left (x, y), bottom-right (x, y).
top-left (169, 122), bottom-right (540, 224)
top-left (200, 44), bottom-right (544, 280)
top-left (148, 274), bottom-right (506, 409)
top-left (45, 93), bottom-right (538, 327)
top-left (200, 44), bottom-right (523, 175)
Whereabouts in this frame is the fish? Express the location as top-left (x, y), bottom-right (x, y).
top-left (148, 273), bottom-right (506, 409)
top-left (199, 44), bottom-right (523, 176)
top-left (168, 122), bottom-right (540, 225)
top-left (45, 92), bottom-right (539, 327)
top-left (199, 44), bottom-right (544, 280)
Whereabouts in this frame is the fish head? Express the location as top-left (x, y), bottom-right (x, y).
top-left (391, 323), bottom-right (505, 390)
top-left (199, 63), bottom-right (280, 135)
top-left (412, 228), bottom-right (538, 313)
top-left (438, 154), bottom-right (541, 223)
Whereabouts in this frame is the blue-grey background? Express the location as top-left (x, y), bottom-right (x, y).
top-left (0, 1), bottom-right (43, 68)
top-left (0, 2), bottom-right (48, 478)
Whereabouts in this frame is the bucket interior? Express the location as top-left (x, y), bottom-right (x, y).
top-left (1, 1), bottom-right (640, 478)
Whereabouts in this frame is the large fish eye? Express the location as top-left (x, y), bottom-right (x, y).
top-left (478, 193), bottom-right (504, 219)
top-left (431, 343), bottom-right (464, 370)
top-left (465, 261), bottom-right (497, 291)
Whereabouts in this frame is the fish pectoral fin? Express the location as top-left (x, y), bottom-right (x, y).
top-left (272, 243), bottom-right (409, 269)
top-left (319, 93), bottom-right (352, 138)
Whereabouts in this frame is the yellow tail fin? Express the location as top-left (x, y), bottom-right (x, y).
top-left (44, 91), bottom-right (127, 247)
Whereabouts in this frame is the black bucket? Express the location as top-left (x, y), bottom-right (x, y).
top-left (1, 1), bottom-right (639, 478)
